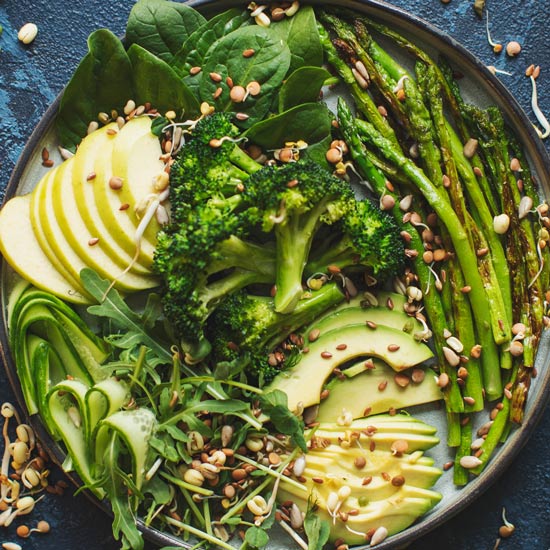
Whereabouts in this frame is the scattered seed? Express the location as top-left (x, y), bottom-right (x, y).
top-left (354, 456), bottom-right (366, 469)
top-left (387, 344), bottom-right (400, 352)
top-left (506, 41), bottom-right (521, 57)
top-left (109, 176), bottom-right (123, 190)
top-left (391, 475), bottom-right (405, 487)
top-left (18, 23), bottom-right (38, 44)
top-left (518, 195), bottom-right (533, 219)
top-left (88, 237), bottom-right (99, 247)
top-left (509, 340), bottom-right (524, 356)
top-left (391, 439), bottom-right (409, 455)
top-left (463, 396), bottom-right (476, 406)
top-left (437, 373), bottom-right (450, 388)
top-left (370, 526), bottom-right (389, 546)
top-left (2, 543), bottom-right (23, 550)
top-left (394, 373), bottom-right (410, 388)
top-left (213, 87), bottom-right (223, 100)
top-left (246, 81), bottom-right (261, 96)
top-left (378, 380), bottom-right (388, 392)
top-left (463, 138), bottom-right (479, 159)
top-left (459, 455), bottom-right (482, 469)
top-left (320, 351), bottom-right (332, 359)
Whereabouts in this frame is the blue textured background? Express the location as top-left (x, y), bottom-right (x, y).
top-left (1, 1), bottom-right (550, 549)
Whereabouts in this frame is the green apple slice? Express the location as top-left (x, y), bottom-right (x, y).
top-left (71, 123), bottom-right (152, 275)
top-left (0, 194), bottom-right (90, 304)
top-left (29, 168), bottom-right (86, 293)
top-left (51, 156), bottom-right (159, 292)
top-left (91, 124), bottom-right (159, 266)
top-left (111, 116), bottom-right (165, 244)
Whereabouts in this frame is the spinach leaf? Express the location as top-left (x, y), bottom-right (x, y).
top-left (199, 26), bottom-right (290, 128)
top-left (245, 102), bottom-right (332, 150)
top-left (171, 8), bottom-right (251, 92)
top-left (125, 0), bottom-right (205, 63)
top-left (301, 134), bottom-right (333, 171)
top-left (127, 43), bottom-right (200, 118)
top-left (56, 30), bottom-right (134, 150)
top-left (278, 66), bottom-right (331, 112)
top-left (270, 6), bottom-right (323, 74)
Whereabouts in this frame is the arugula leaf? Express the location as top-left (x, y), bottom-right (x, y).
top-left (56, 30), bottom-right (134, 150)
top-left (126, 0), bottom-right (205, 62)
top-left (81, 268), bottom-right (172, 362)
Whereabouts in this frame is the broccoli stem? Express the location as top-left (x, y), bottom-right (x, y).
top-left (274, 202), bottom-right (331, 313)
top-left (355, 118), bottom-right (502, 400)
top-left (229, 145), bottom-right (263, 175)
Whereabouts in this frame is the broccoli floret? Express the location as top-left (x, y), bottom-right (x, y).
top-left (154, 202), bottom-right (276, 361)
top-left (242, 161), bottom-right (354, 314)
top-left (207, 282), bottom-right (345, 385)
top-left (306, 198), bottom-right (405, 278)
top-left (169, 113), bottom-right (262, 215)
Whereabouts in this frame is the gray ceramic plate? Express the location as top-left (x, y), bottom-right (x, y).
top-left (1, 1), bottom-right (550, 549)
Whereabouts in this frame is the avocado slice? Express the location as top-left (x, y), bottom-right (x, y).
top-left (278, 415), bottom-right (442, 545)
top-left (71, 123), bottom-right (152, 274)
top-left (49, 157), bottom-right (159, 292)
top-left (0, 194), bottom-right (89, 304)
top-left (316, 360), bottom-right (442, 422)
top-left (308, 307), bottom-right (423, 341)
top-left (91, 126), bottom-right (157, 265)
top-left (267, 324), bottom-right (433, 413)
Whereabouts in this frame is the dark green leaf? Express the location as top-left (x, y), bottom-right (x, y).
top-left (278, 66), bottom-right (331, 112)
top-left (56, 30), bottom-right (134, 150)
top-left (245, 103), bottom-right (332, 150)
top-left (301, 134), bottom-right (333, 170)
top-left (199, 26), bottom-right (290, 128)
top-left (270, 6), bottom-right (323, 73)
top-left (163, 424), bottom-right (189, 443)
top-left (244, 526), bottom-right (270, 549)
top-left (82, 269), bottom-right (172, 363)
top-left (149, 435), bottom-right (179, 462)
top-left (143, 476), bottom-right (172, 505)
top-left (126, 0), bottom-right (205, 62)
top-left (127, 43), bottom-right (200, 118)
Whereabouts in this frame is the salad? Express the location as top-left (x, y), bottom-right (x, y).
top-left (0, 1), bottom-right (549, 549)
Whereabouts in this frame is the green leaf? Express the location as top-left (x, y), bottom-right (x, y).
top-left (81, 268), bottom-right (172, 363)
top-left (244, 526), bottom-right (270, 549)
top-left (56, 30), bottom-right (134, 150)
top-left (245, 102), bottom-right (332, 150)
top-left (127, 43), bottom-right (200, 118)
top-left (171, 7), bottom-right (251, 86)
top-left (143, 476), bottom-right (172, 505)
top-left (126, 0), bottom-right (205, 62)
top-left (304, 506), bottom-right (330, 550)
top-left (270, 6), bottom-right (323, 73)
top-left (149, 435), bottom-right (179, 462)
top-left (278, 66), bottom-right (331, 112)
top-left (199, 25), bottom-right (290, 128)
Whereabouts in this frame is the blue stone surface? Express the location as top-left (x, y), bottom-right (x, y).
top-left (0, 1), bottom-right (549, 549)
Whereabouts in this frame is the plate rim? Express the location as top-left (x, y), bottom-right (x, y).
top-left (1, 1), bottom-right (550, 549)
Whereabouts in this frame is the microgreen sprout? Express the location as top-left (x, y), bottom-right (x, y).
top-left (529, 74), bottom-right (550, 139)
top-left (498, 507), bottom-right (515, 538)
top-left (485, 10), bottom-right (503, 53)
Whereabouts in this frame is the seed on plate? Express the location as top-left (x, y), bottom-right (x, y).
top-left (442, 346), bottom-right (460, 367)
top-left (247, 81), bottom-right (261, 96)
top-left (509, 340), bottom-right (524, 356)
top-left (459, 455), bottom-right (482, 469)
top-left (387, 344), bottom-right (400, 352)
top-left (2, 543), bottom-right (23, 550)
top-left (391, 475), bottom-right (405, 487)
top-left (437, 373), bottom-right (450, 388)
top-left (354, 456), bottom-right (366, 469)
top-left (183, 469), bottom-right (205, 487)
top-left (378, 380), bottom-right (388, 391)
top-left (446, 336), bottom-right (464, 354)
top-left (87, 237), bottom-right (99, 247)
top-left (212, 87), bottom-right (223, 100)
top-left (463, 138), bottom-right (479, 159)
top-left (518, 195), bottom-right (533, 219)
top-left (394, 373), bottom-right (410, 388)
top-left (380, 194), bottom-right (395, 210)
top-left (326, 147), bottom-right (343, 164)
top-left (18, 23), bottom-right (38, 44)
top-left (399, 194), bottom-right (413, 211)
top-left (98, 111), bottom-right (110, 124)
top-left (242, 48), bottom-right (255, 58)
top-left (463, 396), bottom-right (476, 406)
top-left (285, 0), bottom-right (300, 17)
top-left (109, 176), bottom-right (123, 190)
top-left (230, 86), bottom-right (247, 103)
top-left (370, 526), bottom-right (388, 546)
top-left (352, 67), bottom-right (369, 90)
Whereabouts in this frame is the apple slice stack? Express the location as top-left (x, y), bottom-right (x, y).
top-left (0, 117), bottom-right (166, 303)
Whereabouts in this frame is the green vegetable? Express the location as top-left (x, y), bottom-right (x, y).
top-left (125, 0), bottom-right (206, 62)
top-left (198, 25), bottom-right (291, 127)
top-left (127, 44), bottom-right (200, 118)
top-left (277, 66), bottom-right (331, 112)
top-left (56, 30), bottom-right (134, 150)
